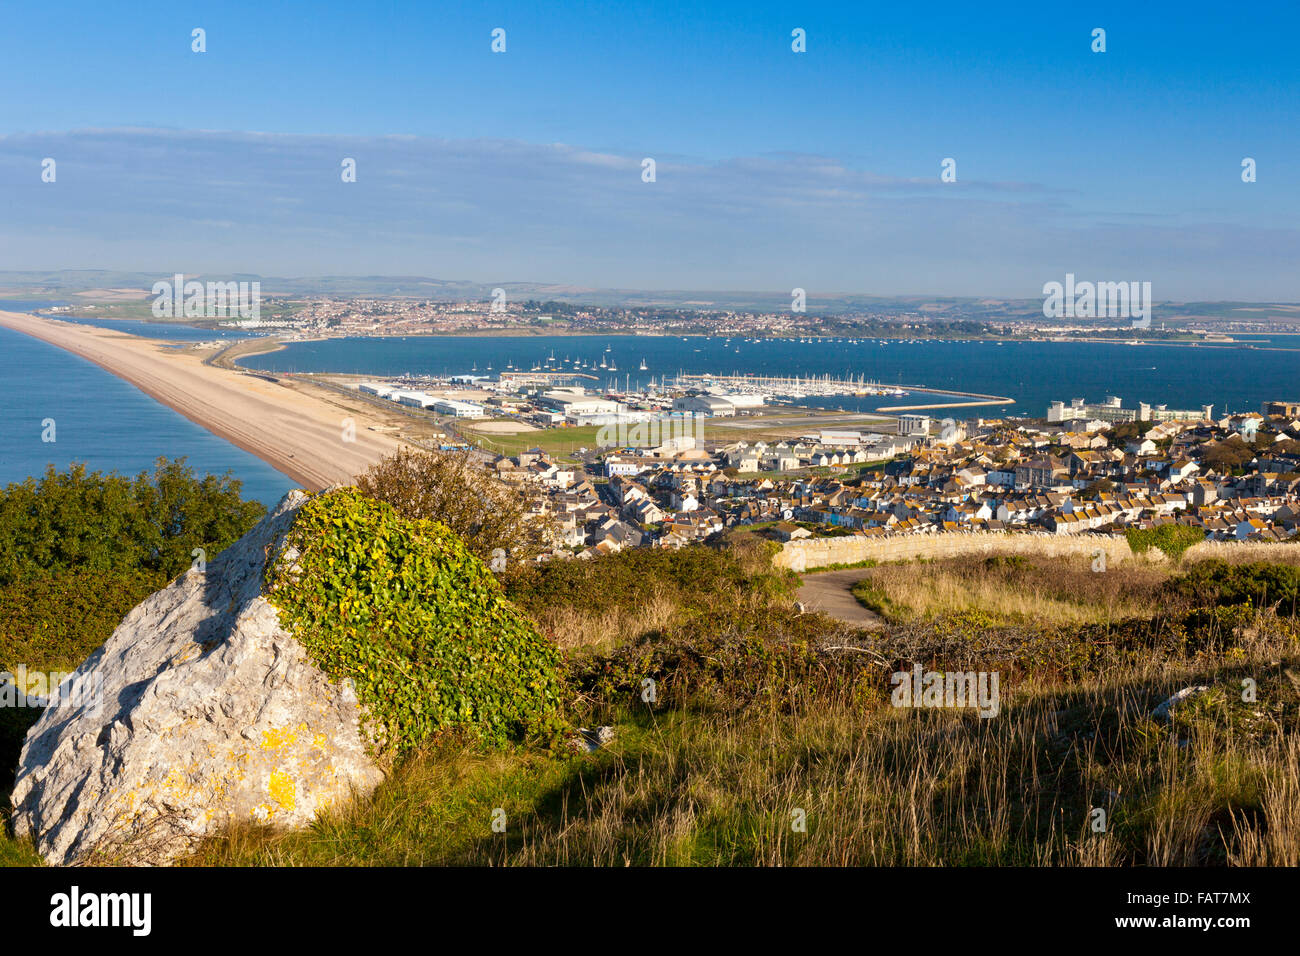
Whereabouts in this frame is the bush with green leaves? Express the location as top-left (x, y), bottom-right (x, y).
top-left (0, 567), bottom-right (170, 803)
top-left (0, 567), bottom-right (166, 673)
top-left (0, 461), bottom-right (264, 805)
top-left (264, 489), bottom-right (566, 756)
top-left (1168, 560), bottom-right (1300, 615)
top-left (501, 539), bottom-right (794, 620)
top-left (0, 458), bottom-right (265, 586)
top-left (1124, 524), bottom-right (1205, 562)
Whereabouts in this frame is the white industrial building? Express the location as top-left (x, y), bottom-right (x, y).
top-left (673, 395), bottom-right (736, 418)
top-left (357, 384), bottom-right (482, 418)
top-left (700, 389), bottom-right (766, 410)
top-left (818, 430), bottom-right (863, 446)
top-left (897, 414), bottom-right (931, 436)
top-left (393, 390), bottom-right (439, 409)
top-left (432, 399), bottom-right (485, 419)
top-left (536, 388), bottom-right (620, 420)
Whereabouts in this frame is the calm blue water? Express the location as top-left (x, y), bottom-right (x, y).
top-left (52, 315), bottom-right (267, 342)
top-left (0, 301), bottom-right (267, 344)
top-left (0, 323), bottom-right (295, 507)
top-left (238, 334), bottom-right (1300, 418)
top-left (4, 303), bottom-right (1297, 509)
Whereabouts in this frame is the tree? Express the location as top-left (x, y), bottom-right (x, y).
top-left (1108, 421), bottom-right (1146, 443)
top-left (355, 448), bottom-right (557, 564)
top-left (1200, 439), bottom-right (1255, 475)
top-left (1082, 478), bottom-right (1115, 497)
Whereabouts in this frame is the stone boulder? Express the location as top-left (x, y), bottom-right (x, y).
top-left (1151, 685), bottom-right (1211, 721)
top-left (10, 491), bottom-right (385, 865)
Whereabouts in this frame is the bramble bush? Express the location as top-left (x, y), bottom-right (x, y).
top-left (1167, 559), bottom-right (1300, 616)
top-left (501, 537), bottom-right (795, 621)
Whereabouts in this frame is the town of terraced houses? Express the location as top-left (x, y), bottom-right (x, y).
top-left (348, 372), bottom-right (1300, 556)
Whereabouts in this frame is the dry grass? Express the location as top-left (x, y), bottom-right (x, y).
top-left (188, 614), bottom-right (1300, 866)
top-left (89, 542), bottom-right (1300, 867)
top-left (180, 545), bottom-right (1300, 868)
top-left (851, 555), bottom-right (1169, 625)
top-left (530, 591), bottom-right (682, 653)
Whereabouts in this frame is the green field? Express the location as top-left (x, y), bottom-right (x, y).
top-left (462, 413), bottom-right (895, 461)
top-left (462, 423), bottom-right (604, 459)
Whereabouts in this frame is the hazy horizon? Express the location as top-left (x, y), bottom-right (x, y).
top-left (3, 2), bottom-right (1298, 300)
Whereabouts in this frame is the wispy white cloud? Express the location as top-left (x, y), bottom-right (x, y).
top-left (0, 128), bottom-right (1295, 298)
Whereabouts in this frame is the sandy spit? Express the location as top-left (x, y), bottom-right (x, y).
top-left (0, 311), bottom-right (405, 490)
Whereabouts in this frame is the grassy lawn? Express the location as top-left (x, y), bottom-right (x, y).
top-left (462, 423), bottom-right (604, 458)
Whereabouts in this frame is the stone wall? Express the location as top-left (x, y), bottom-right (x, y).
top-left (1182, 539), bottom-right (1300, 564)
top-left (775, 532), bottom-right (1143, 573)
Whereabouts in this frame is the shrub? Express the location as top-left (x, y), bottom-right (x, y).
top-left (0, 567), bottom-right (167, 804)
top-left (265, 489), bottom-right (567, 756)
top-left (0, 458), bottom-right (264, 586)
top-left (1125, 524), bottom-right (1205, 562)
top-left (502, 542), bottom-right (794, 621)
top-left (1167, 560), bottom-right (1300, 615)
top-left (570, 617), bottom-right (871, 720)
top-left (0, 567), bottom-right (166, 673)
top-left (355, 448), bottom-right (556, 565)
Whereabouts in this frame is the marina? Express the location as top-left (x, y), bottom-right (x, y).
top-left (671, 372), bottom-right (907, 400)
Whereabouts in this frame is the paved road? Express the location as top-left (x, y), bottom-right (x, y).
top-left (796, 568), bottom-right (884, 628)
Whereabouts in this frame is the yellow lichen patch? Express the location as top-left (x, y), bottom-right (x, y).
top-left (268, 769), bottom-right (296, 813)
top-left (162, 766), bottom-right (190, 794)
top-left (261, 727), bottom-right (299, 751)
top-left (173, 644), bottom-right (201, 665)
top-left (311, 733), bottom-right (328, 750)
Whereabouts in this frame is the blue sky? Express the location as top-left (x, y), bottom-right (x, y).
top-left (1, 0), bottom-right (1297, 298)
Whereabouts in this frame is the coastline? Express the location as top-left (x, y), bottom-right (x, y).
top-left (0, 311), bottom-right (406, 491)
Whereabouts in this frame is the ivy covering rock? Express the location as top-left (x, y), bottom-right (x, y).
top-left (265, 488), bottom-right (566, 756)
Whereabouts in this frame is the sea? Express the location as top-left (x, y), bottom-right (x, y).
top-left (238, 331), bottom-right (1300, 420)
top-left (3, 298), bottom-right (1299, 506)
top-left (0, 301), bottom-right (295, 507)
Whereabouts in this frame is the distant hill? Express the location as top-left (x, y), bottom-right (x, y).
top-left (1, 270), bottom-right (1295, 322)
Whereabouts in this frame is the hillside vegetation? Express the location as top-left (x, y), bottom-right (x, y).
top-left (265, 489), bottom-right (566, 755)
top-left (0, 461), bottom-right (268, 866)
top-left (2, 462), bottom-right (1298, 866)
top-left (193, 544), bottom-right (1300, 866)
